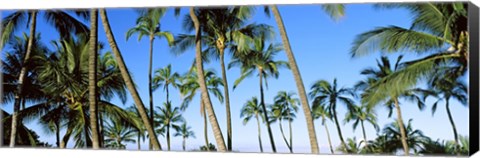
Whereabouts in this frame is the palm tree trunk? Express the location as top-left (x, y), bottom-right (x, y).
top-left (99, 8), bottom-right (162, 150)
top-left (9, 10), bottom-right (37, 148)
top-left (88, 8), bottom-right (100, 149)
top-left (269, 5), bottom-right (319, 154)
top-left (190, 7), bottom-right (227, 152)
top-left (288, 109), bottom-right (293, 153)
top-left (332, 104), bottom-right (348, 153)
top-left (259, 70), bottom-right (276, 152)
top-left (60, 124), bottom-right (73, 148)
top-left (137, 132), bottom-right (141, 150)
top-left (21, 98), bottom-right (26, 110)
top-left (445, 98), bottom-right (460, 155)
top-left (361, 120), bottom-right (368, 148)
top-left (255, 114), bottom-right (264, 152)
top-left (98, 110), bottom-right (105, 147)
top-left (148, 35), bottom-right (155, 150)
top-left (81, 107), bottom-right (91, 148)
top-left (278, 119), bottom-right (291, 152)
top-left (393, 98), bottom-right (409, 155)
top-left (55, 120), bottom-right (60, 148)
top-left (166, 85), bottom-right (170, 102)
top-left (322, 117), bottom-right (334, 154)
top-left (183, 137), bottom-right (186, 151)
top-left (219, 49), bottom-right (232, 151)
top-left (202, 99), bottom-right (210, 151)
top-left (167, 125), bottom-right (171, 151)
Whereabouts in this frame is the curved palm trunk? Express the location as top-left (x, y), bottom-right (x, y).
top-left (99, 9), bottom-right (162, 150)
top-left (60, 125), bottom-right (73, 148)
top-left (393, 98), bottom-right (409, 155)
top-left (278, 119), bottom-right (291, 153)
top-left (88, 8), bottom-right (100, 149)
top-left (9, 10), bottom-right (37, 147)
top-left (322, 117), bottom-right (334, 154)
top-left (332, 104), bottom-right (348, 153)
top-left (270, 5), bottom-right (319, 154)
top-left (167, 125), bottom-right (171, 151)
top-left (255, 114), bottom-right (264, 152)
top-left (360, 120), bottom-right (368, 149)
top-left (190, 7), bottom-right (227, 152)
top-left (55, 121), bottom-right (60, 148)
top-left (148, 35), bottom-right (155, 150)
top-left (445, 98), bottom-right (459, 155)
top-left (81, 107), bottom-right (91, 148)
top-left (201, 99), bottom-right (210, 151)
top-left (219, 50), bottom-right (233, 151)
top-left (259, 70), bottom-right (276, 152)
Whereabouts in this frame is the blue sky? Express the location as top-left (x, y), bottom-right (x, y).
top-left (1, 3), bottom-right (469, 154)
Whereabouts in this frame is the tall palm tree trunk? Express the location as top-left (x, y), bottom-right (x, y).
top-left (190, 7), bottom-right (227, 152)
top-left (288, 110), bottom-right (293, 153)
top-left (393, 98), bottom-right (409, 155)
top-left (88, 8), bottom-right (100, 149)
top-left (166, 85), bottom-right (170, 102)
top-left (278, 119), bottom-right (291, 152)
top-left (60, 125), bottom-right (73, 148)
top-left (98, 110), bottom-right (105, 147)
top-left (55, 121), bottom-right (60, 147)
top-left (99, 9), bottom-right (162, 150)
top-left (360, 120), bottom-right (368, 148)
top-left (202, 99), bottom-right (210, 151)
top-left (167, 125), bottom-right (171, 150)
top-left (322, 117), bottom-right (334, 154)
top-left (258, 70), bottom-right (276, 152)
top-left (270, 5), bottom-right (319, 154)
top-left (219, 50), bottom-right (232, 151)
top-left (255, 114), bottom-right (264, 152)
top-left (148, 35), bottom-right (155, 150)
top-left (445, 98), bottom-right (460, 155)
top-left (9, 10), bottom-right (37, 147)
top-left (332, 105), bottom-right (348, 153)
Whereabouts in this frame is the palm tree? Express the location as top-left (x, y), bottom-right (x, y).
top-left (418, 137), bottom-right (456, 155)
top-left (344, 104), bottom-right (379, 150)
top-left (88, 8), bottom-right (100, 149)
top-left (269, 91), bottom-right (299, 153)
top-left (382, 119), bottom-right (427, 155)
top-left (153, 64), bottom-right (181, 103)
top-left (188, 7), bottom-right (227, 151)
top-left (126, 105), bottom-right (146, 150)
top-left (240, 97), bottom-right (265, 152)
top-left (179, 66), bottom-right (224, 150)
top-left (2, 33), bottom-right (48, 110)
top-left (350, 4), bottom-right (469, 103)
top-left (229, 35), bottom-right (288, 152)
top-left (427, 76), bottom-right (467, 155)
top-left (2, 10), bottom-right (89, 147)
top-left (174, 7), bottom-right (273, 151)
top-left (265, 4), bottom-right (345, 154)
top-left (104, 119), bottom-right (136, 149)
top-left (336, 137), bottom-right (361, 154)
top-left (355, 56), bottom-right (428, 155)
top-left (99, 8), bottom-right (162, 150)
top-left (155, 101), bottom-right (184, 151)
top-left (309, 78), bottom-right (355, 153)
top-left (174, 122), bottom-right (196, 151)
top-left (126, 10), bottom-right (174, 148)
top-left (311, 102), bottom-right (335, 154)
